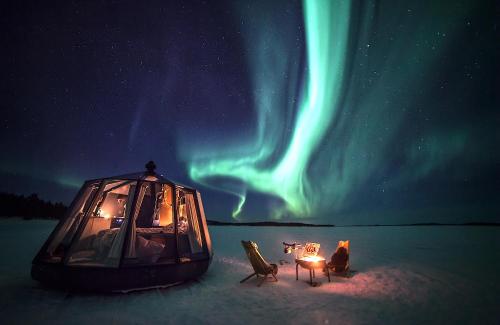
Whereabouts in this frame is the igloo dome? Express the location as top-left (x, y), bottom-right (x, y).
top-left (32, 161), bottom-right (213, 292)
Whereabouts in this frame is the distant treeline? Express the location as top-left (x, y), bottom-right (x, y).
top-left (206, 220), bottom-right (334, 227)
top-left (0, 192), bottom-right (67, 219)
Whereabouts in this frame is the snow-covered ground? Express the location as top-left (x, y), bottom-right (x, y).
top-left (0, 218), bottom-right (498, 324)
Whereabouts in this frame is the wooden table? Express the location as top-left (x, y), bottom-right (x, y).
top-left (295, 257), bottom-right (331, 286)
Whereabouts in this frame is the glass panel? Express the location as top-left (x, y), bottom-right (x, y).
top-left (42, 182), bottom-right (99, 263)
top-left (124, 183), bottom-right (175, 265)
top-left (185, 193), bottom-right (203, 254)
top-left (66, 180), bottom-right (136, 267)
top-left (155, 184), bottom-right (173, 227)
top-left (196, 191), bottom-right (211, 254)
top-left (177, 189), bottom-right (203, 259)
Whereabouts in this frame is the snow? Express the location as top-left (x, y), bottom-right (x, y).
top-left (0, 218), bottom-right (499, 324)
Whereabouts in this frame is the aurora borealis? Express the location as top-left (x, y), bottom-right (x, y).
top-left (1, 0), bottom-right (498, 224)
top-left (187, 0), bottom-right (352, 218)
top-left (183, 0), bottom-right (498, 221)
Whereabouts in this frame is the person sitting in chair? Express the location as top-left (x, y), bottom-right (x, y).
top-left (329, 246), bottom-right (349, 273)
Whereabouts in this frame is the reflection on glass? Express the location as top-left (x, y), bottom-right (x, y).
top-left (124, 183), bottom-right (177, 265)
top-left (43, 182), bottom-right (99, 262)
top-left (67, 181), bottom-right (136, 267)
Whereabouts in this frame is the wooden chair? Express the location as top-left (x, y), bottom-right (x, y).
top-left (327, 240), bottom-right (350, 275)
top-left (240, 241), bottom-right (278, 286)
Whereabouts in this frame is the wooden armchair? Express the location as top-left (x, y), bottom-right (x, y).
top-left (240, 241), bottom-right (278, 286)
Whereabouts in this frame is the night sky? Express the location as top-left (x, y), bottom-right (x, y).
top-left (1, 0), bottom-right (498, 224)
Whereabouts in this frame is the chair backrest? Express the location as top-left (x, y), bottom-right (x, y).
top-left (337, 240), bottom-right (349, 254)
top-left (241, 241), bottom-right (271, 275)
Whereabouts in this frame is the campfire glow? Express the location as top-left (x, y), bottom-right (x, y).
top-left (299, 256), bottom-right (325, 263)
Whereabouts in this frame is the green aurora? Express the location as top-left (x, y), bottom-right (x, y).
top-left (183, 0), bottom-right (490, 220)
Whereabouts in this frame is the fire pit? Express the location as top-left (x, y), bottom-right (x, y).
top-left (293, 243), bottom-right (331, 286)
top-left (295, 256), bottom-right (330, 286)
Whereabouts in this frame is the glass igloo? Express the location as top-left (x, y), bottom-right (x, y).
top-left (32, 162), bottom-right (213, 292)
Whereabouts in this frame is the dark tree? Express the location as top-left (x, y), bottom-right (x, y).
top-left (0, 192), bottom-right (67, 219)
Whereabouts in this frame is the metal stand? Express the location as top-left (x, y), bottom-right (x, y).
top-left (295, 259), bottom-right (331, 286)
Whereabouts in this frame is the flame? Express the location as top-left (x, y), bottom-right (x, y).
top-left (299, 256), bottom-right (325, 263)
top-left (97, 208), bottom-right (111, 219)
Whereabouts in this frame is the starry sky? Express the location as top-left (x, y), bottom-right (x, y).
top-left (1, 0), bottom-right (498, 224)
